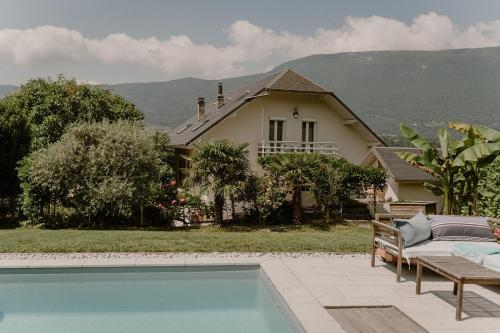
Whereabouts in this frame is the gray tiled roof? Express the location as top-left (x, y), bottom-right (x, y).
top-left (168, 69), bottom-right (379, 146)
top-left (371, 147), bottom-right (437, 182)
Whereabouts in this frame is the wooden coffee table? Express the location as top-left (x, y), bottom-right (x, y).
top-left (416, 256), bottom-right (500, 320)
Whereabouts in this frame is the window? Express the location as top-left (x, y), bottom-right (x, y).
top-left (269, 119), bottom-right (284, 152)
top-left (302, 121), bottom-right (316, 152)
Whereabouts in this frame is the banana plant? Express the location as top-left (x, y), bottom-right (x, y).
top-left (397, 125), bottom-right (460, 214)
top-left (397, 123), bottom-right (500, 215)
top-left (448, 123), bottom-right (500, 214)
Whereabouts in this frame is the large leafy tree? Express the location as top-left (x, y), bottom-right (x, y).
top-left (0, 100), bottom-right (31, 207)
top-left (3, 75), bottom-right (143, 150)
top-left (397, 123), bottom-right (500, 215)
top-left (310, 158), bottom-right (386, 223)
top-left (184, 140), bottom-right (249, 225)
top-left (259, 153), bottom-right (324, 224)
top-left (19, 121), bottom-right (160, 227)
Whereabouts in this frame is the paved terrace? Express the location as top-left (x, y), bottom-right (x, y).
top-left (1, 253), bottom-right (499, 333)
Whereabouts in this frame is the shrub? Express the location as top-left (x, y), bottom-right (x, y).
top-left (19, 121), bottom-right (162, 227)
top-left (477, 159), bottom-right (500, 218)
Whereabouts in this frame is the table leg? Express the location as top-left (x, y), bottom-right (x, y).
top-left (453, 282), bottom-right (457, 295)
top-left (456, 281), bottom-right (464, 320)
top-left (416, 260), bottom-right (422, 294)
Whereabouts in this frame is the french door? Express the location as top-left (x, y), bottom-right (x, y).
top-left (302, 121), bottom-right (316, 152)
top-left (269, 119), bottom-right (284, 152)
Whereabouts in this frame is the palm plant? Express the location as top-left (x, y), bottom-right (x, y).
top-left (183, 140), bottom-right (249, 224)
top-left (259, 153), bottom-right (323, 224)
top-left (397, 123), bottom-right (500, 215)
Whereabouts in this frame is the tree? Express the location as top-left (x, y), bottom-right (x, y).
top-left (2, 75), bottom-right (143, 150)
top-left (397, 123), bottom-right (500, 215)
top-left (152, 131), bottom-right (175, 182)
top-left (309, 157), bottom-right (387, 223)
top-left (183, 140), bottom-right (249, 225)
top-left (237, 174), bottom-right (287, 226)
top-left (259, 153), bottom-right (323, 224)
top-left (19, 121), bottom-right (160, 227)
top-left (0, 100), bottom-right (31, 210)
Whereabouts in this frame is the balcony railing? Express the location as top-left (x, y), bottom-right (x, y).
top-left (257, 140), bottom-right (339, 156)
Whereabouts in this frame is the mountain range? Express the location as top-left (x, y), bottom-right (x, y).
top-left (2, 47), bottom-right (500, 141)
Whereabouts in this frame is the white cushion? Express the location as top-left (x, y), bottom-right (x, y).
top-left (402, 241), bottom-right (500, 259)
top-left (402, 240), bottom-right (455, 259)
top-left (482, 254), bottom-right (500, 272)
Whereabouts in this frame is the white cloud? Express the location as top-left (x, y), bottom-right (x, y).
top-left (1, 12), bottom-right (500, 79)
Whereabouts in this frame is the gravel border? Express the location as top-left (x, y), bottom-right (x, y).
top-left (0, 252), bottom-right (370, 260)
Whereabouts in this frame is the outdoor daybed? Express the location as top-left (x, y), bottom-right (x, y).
top-left (371, 215), bottom-right (500, 282)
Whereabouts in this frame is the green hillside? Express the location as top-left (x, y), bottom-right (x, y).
top-left (3, 47), bottom-right (500, 139)
top-left (0, 85), bottom-right (16, 98)
top-left (103, 47), bottom-right (500, 139)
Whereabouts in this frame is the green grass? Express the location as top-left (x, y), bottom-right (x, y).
top-left (0, 223), bottom-right (371, 253)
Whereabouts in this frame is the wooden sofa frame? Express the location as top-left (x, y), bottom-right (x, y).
top-left (371, 220), bottom-right (405, 282)
top-left (371, 218), bottom-right (500, 282)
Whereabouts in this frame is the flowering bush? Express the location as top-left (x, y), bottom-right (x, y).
top-left (156, 179), bottom-right (213, 225)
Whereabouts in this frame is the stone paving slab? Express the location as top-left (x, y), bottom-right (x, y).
top-left (1, 252), bottom-right (499, 332)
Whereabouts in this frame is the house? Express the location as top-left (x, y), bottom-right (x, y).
top-left (362, 147), bottom-right (444, 213)
top-left (168, 69), bottom-right (385, 178)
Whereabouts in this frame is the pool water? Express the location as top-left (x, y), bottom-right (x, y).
top-left (0, 265), bottom-right (304, 333)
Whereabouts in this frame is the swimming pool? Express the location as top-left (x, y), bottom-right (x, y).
top-left (0, 265), bottom-right (304, 333)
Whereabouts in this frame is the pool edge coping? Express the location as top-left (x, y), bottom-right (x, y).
top-left (0, 258), bottom-right (345, 333)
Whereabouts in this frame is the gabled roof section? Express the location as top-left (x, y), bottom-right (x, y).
top-left (266, 69), bottom-right (329, 93)
top-left (363, 147), bottom-right (437, 183)
top-left (168, 69), bottom-right (384, 147)
top-left (168, 72), bottom-right (281, 146)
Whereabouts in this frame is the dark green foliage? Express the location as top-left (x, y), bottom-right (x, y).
top-left (309, 157), bottom-right (386, 223)
top-left (259, 153), bottom-right (324, 224)
top-left (184, 139), bottom-right (250, 224)
top-left (398, 123), bottom-right (500, 215)
top-left (238, 174), bottom-right (288, 226)
top-left (0, 76), bottom-right (145, 220)
top-left (0, 100), bottom-right (31, 205)
top-left (476, 159), bottom-right (500, 218)
top-left (259, 153), bottom-right (386, 224)
top-left (152, 131), bottom-right (175, 181)
top-left (19, 121), bottom-right (160, 227)
top-left (4, 75), bottom-right (143, 150)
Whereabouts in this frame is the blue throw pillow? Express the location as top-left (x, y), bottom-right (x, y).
top-left (393, 212), bottom-right (431, 247)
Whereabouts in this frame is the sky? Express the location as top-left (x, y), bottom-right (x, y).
top-left (1, 0), bottom-right (500, 84)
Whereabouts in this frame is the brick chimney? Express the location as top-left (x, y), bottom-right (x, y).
top-left (197, 97), bottom-right (205, 119)
top-left (217, 82), bottom-right (224, 108)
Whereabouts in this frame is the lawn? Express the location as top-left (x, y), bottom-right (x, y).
top-left (0, 223), bottom-right (371, 253)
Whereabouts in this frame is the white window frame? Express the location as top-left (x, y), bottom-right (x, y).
top-left (269, 117), bottom-right (286, 142)
top-left (301, 119), bottom-right (317, 143)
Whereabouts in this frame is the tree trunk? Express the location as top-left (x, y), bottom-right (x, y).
top-left (292, 189), bottom-right (301, 224)
top-left (140, 206), bottom-right (144, 228)
top-left (230, 194), bottom-right (236, 221)
top-left (214, 194), bottom-right (224, 225)
top-left (325, 209), bottom-right (330, 224)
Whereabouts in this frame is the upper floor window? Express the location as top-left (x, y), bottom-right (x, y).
top-left (269, 119), bottom-right (284, 142)
top-left (302, 120), bottom-right (316, 152)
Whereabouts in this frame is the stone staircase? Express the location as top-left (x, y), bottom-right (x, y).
top-left (342, 200), bottom-right (371, 221)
